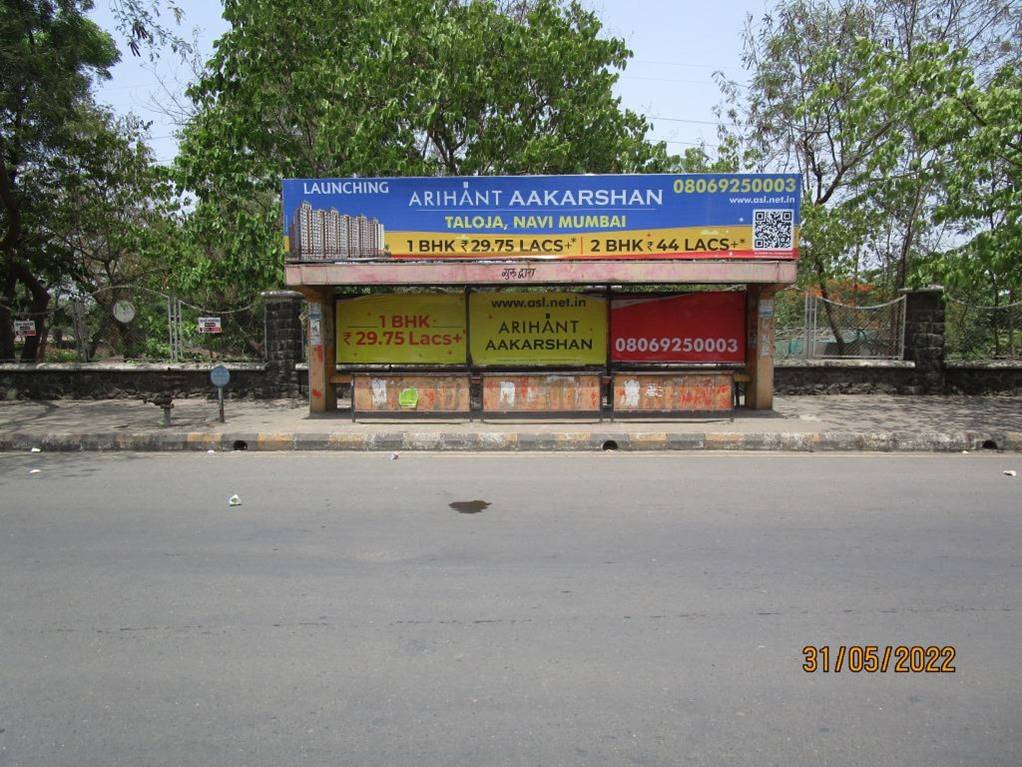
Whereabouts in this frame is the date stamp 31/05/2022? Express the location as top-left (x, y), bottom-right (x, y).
top-left (802, 645), bottom-right (956, 673)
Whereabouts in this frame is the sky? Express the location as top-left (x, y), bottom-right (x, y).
top-left (88, 0), bottom-right (772, 166)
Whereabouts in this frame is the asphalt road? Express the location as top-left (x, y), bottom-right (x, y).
top-left (1, 452), bottom-right (1020, 767)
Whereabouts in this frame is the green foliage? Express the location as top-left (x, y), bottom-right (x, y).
top-left (173, 0), bottom-right (677, 299)
top-left (925, 64), bottom-right (1022, 301)
top-left (675, 143), bottom-right (740, 174)
top-left (108, 0), bottom-right (191, 59)
top-left (1, 0), bottom-right (121, 359)
top-left (48, 108), bottom-right (182, 290)
top-left (727, 0), bottom-right (1017, 304)
top-left (733, 1), bottom-right (893, 294)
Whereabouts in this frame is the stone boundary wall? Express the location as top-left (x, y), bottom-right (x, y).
top-left (0, 362), bottom-right (270, 400)
top-left (774, 359), bottom-right (917, 395)
top-left (5, 358), bottom-right (1013, 401)
top-left (3, 287), bottom-right (1021, 400)
top-left (945, 361), bottom-right (1022, 395)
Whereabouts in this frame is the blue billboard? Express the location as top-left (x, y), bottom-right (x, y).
top-left (282, 173), bottom-right (800, 261)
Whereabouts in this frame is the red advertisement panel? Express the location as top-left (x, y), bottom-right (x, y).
top-left (611, 292), bottom-right (746, 363)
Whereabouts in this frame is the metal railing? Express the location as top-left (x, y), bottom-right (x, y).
top-left (774, 292), bottom-right (906, 360)
top-left (804, 295), bottom-right (906, 359)
top-left (946, 297), bottom-right (1022, 361)
top-left (6, 288), bottom-right (266, 363)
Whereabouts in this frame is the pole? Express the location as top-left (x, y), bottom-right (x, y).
top-left (218, 385), bottom-right (225, 423)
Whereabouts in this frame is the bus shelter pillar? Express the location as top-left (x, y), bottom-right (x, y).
top-left (302, 287), bottom-right (337, 413)
top-left (745, 283), bottom-right (782, 410)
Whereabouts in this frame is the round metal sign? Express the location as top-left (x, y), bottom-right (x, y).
top-left (113, 300), bottom-right (136, 324)
top-left (210, 365), bottom-right (231, 388)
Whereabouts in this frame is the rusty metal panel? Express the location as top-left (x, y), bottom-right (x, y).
top-left (482, 374), bottom-right (602, 413)
top-left (353, 374), bottom-right (470, 414)
top-left (613, 372), bottom-right (733, 413)
top-left (286, 260), bottom-right (797, 287)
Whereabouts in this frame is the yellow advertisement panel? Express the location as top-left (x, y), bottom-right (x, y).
top-left (336, 293), bottom-right (467, 364)
top-left (470, 291), bottom-right (607, 366)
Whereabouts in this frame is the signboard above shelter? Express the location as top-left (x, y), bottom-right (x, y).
top-left (282, 174), bottom-right (800, 262)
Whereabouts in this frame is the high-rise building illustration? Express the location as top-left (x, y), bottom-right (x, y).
top-left (338, 214), bottom-right (351, 259)
top-left (312, 209), bottom-right (326, 254)
top-left (345, 214), bottom-right (358, 257)
top-left (358, 217), bottom-right (372, 253)
top-left (323, 209), bottom-right (340, 257)
top-left (289, 204), bottom-right (387, 260)
top-left (288, 202), bottom-right (315, 256)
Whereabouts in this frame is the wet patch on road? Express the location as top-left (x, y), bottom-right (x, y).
top-left (449, 499), bottom-right (491, 514)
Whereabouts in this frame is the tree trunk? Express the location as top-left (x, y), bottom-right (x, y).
top-left (991, 292), bottom-right (1001, 358)
top-left (13, 262), bottom-right (49, 362)
top-left (0, 288), bottom-right (13, 362)
top-left (811, 251), bottom-right (846, 355)
top-left (0, 153), bottom-right (19, 362)
top-left (1009, 290), bottom-right (1017, 359)
top-left (88, 311), bottom-right (113, 361)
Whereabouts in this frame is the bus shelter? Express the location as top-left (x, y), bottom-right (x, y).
top-left (282, 174), bottom-right (800, 418)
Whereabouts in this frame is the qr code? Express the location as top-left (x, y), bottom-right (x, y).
top-left (753, 209), bottom-right (794, 250)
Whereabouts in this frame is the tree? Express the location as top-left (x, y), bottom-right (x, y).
top-left (720, 1), bottom-right (913, 348)
top-left (44, 107), bottom-right (182, 359)
top-left (856, 0), bottom-right (1020, 294)
top-left (924, 64), bottom-right (1022, 303)
top-left (174, 0), bottom-right (676, 300)
top-left (721, 0), bottom-right (1020, 301)
top-left (107, 0), bottom-right (189, 59)
top-left (1, 0), bottom-right (119, 360)
top-left (717, 0), bottom-right (1020, 352)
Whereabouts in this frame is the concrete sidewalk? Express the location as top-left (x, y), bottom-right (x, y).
top-left (1, 394), bottom-right (1020, 452)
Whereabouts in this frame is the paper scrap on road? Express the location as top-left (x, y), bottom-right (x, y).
top-left (30, 447), bottom-right (41, 453)
top-left (228, 494), bottom-right (242, 506)
top-left (29, 469), bottom-right (41, 474)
